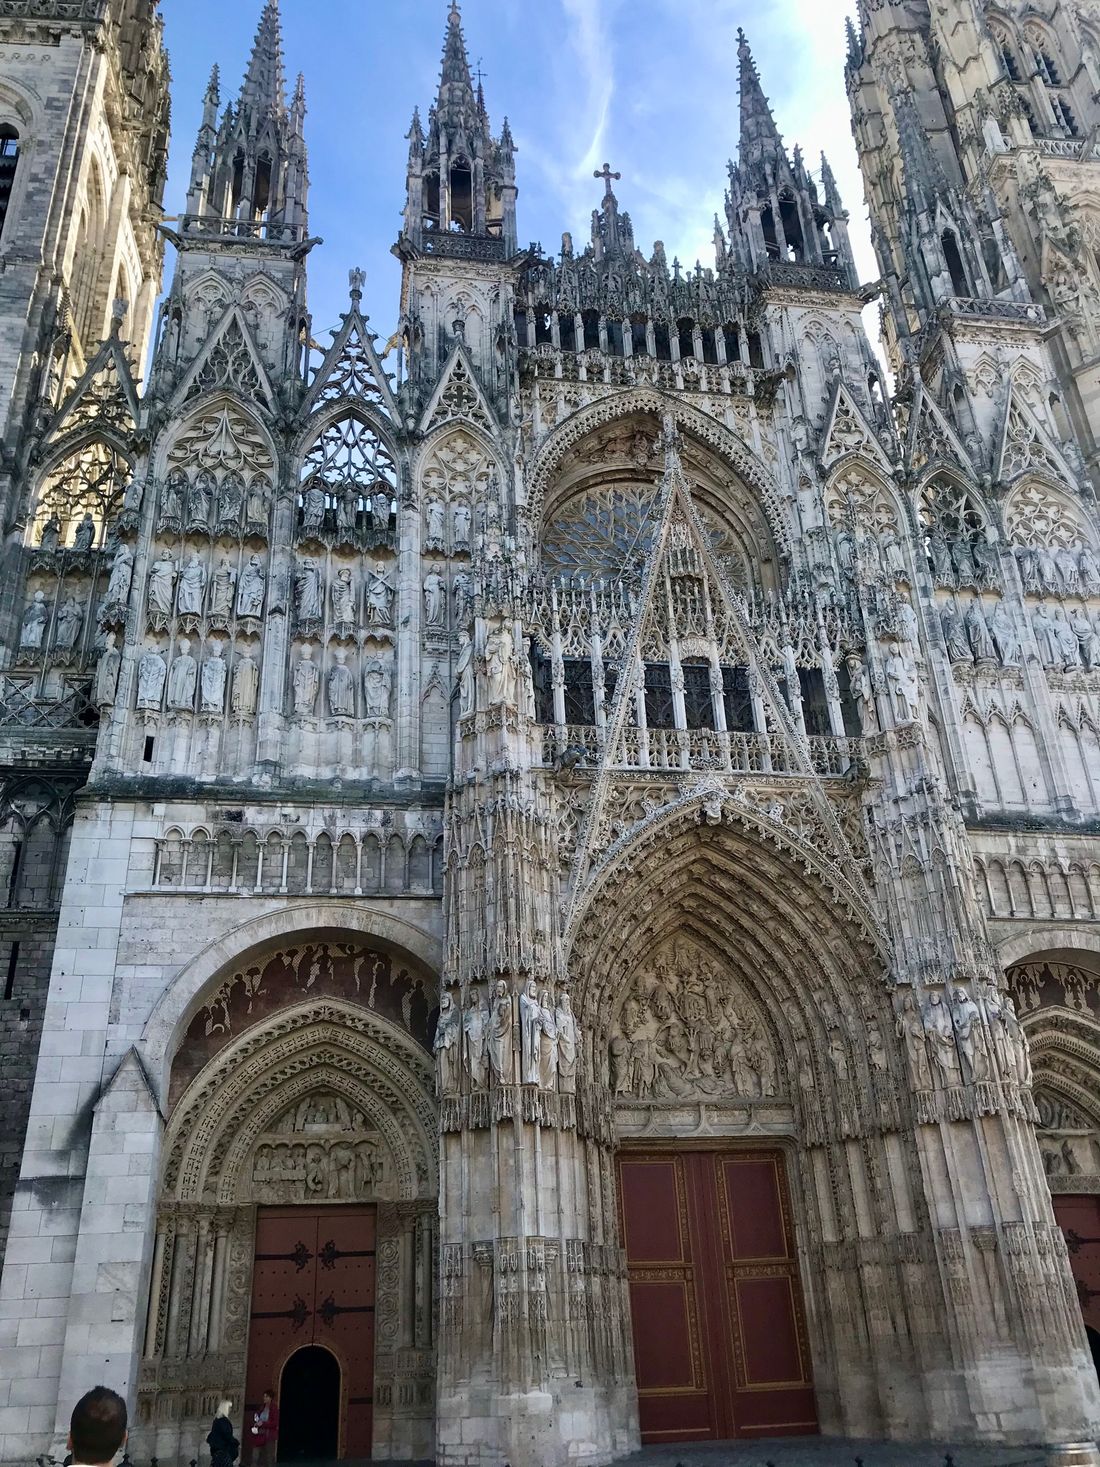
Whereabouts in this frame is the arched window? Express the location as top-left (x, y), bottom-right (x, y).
top-left (0, 124), bottom-right (19, 241)
top-left (300, 415), bottom-right (398, 537)
top-left (942, 229), bottom-right (969, 297)
top-left (31, 439), bottom-right (130, 548)
top-left (449, 159), bottom-right (473, 232)
top-left (677, 317), bottom-right (695, 361)
top-left (424, 172), bottom-right (441, 230)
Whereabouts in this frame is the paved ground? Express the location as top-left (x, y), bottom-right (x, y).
top-left (616, 1440), bottom-right (1049, 1467)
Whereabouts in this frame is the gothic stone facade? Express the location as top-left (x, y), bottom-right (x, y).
top-left (2, 1), bottom-right (1100, 1465)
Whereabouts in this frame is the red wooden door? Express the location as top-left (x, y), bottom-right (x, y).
top-left (1054, 1194), bottom-right (1100, 1332)
top-left (618, 1148), bottom-right (816, 1444)
top-left (246, 1206), bottom-right (377, 1459)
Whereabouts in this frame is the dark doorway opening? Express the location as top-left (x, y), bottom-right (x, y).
top-left (279, 1345), bottom-right (340, 1462)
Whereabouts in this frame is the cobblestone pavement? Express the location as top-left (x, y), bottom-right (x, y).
top-left (617, 1439), bottom-right (1051, 1467)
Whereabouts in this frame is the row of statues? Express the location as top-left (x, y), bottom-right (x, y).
top-left (135, 638), bottom-right (259, 715)
top-left (434, 982), bottom-right (581, 1095)
top-left (20, 589), bottom-right (85, 655)
top-left (297, 479), bottom-right (394, 541)
top-left (290, 646), bottom-right (393, 719)
top-left (148, 550), bottom-right (266, 620)
top-left (1014, 542), bottom-right (1100, 600)
top-left (942, 598), bottom-right (1100, 673)
top-left (925, 529), bottom-right (1000, 590)
top-left (423, 494), bottom-right (473, 552)
top-left (895, 984), bottom-right (1031, 1092)
top-left (159, 470), bottom-right (270, 534)
top-left (37, 511), bottom-right (98, 554)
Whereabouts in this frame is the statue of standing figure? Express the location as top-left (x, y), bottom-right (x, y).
top-left (328, 647), bottom-right (355, 717)
top-left (200, 642), bottom-right (227, 713)
top-left (167, 638), bottom-right (198, 711)
top-left (292, 645), bottom-right (320, 715)
top-left (136, 647), bottom-right (167, 710)
top-left (464, 989), bottom-right (490, 1090)
top-left (434, 992), bottom-right (462, 1096)
top-left (20, 591), bottom-right (49, 650)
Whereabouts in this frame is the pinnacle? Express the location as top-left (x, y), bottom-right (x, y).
top-left (737, 27), bottom-right (784, 162)
top-left (441, 0), bottom-right (474, 92)
top-left (241, 0), bottom-right (287, 117)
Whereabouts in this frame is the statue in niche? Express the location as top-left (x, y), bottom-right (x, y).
top-left (965, 598), bottom-right (995, 662)
top-left (189, 472), bottom-right (214, 527)
top-left (456, 631), bottom-right (475, 717)
top-left (14, 592), bottom-right (41, 652)
top-left (201, 641), bottom-right (227, 712)
top-left (231, 648), bottom-right (259, 716)
top-left (1054, 608), bottom-right (1080, 671)
top-left (209, 557), bottom-right (236, 618)
top-left (556, 992), bottom-right (578, 1094)
top-left (949, 536), bottom-right (974, 586)
top-left (148, 551), bottom-right (178, 616)
top-left (519, 979), bottom-right (542, 1086)
top-left (434, 992), bottom-right (462, 1095)
top-left (941, 601), bottom-right (970, 663)
top-left (424, 565), bottom-right (446, 627)
top-left (370, 488), bottom-right (391, 535)
top-left (1070, 607), bottom-right (1098, 671)
top-left (331, 567), bottom-right (356, 624)
top-left (538, 988), bottom-right (559, 1091)
top-left (167, 637), bottom-right (197, 710)
top-left (95, 632), bottom-right (121, 707)
top-left (177, 553), bottom-right (207, 616)
top-left (54, 594), bottom-right (84, 654)
top-left (845, 653), bottom-right (876, 733)
top-left (301, 482), bottom-right (327, 534)
top-left (486, 624), bottom-right (516, 705)
top-left (1057, 545), bottom-right (1081, 596)
top-left (488, 979), bottom-right (515, 1085)
top-left (1033, 601), bottom-right (1060, 668)
top-left (295, 558), bottom-right (323, 622)
top-left (951, 986), bottom-right (987, 1084)
top-left (106, 543), bottom-right (134, 607)
top-left (897, 599), bottom-right (920, 654)
top-left (237, 555), bottom-right (266, 618)
top-left (218, 475), bottom-right (244, 527)
top-left (452, 501), bottom-right (472, 550)
top-left (1036, 543), bottom-right (1058, 593)
top-left (425, 496), bottom-right (446, 545)
top-left (136, 647), bottom-right (167, 709)
top-left (328, 647), bottom-right (355, 717)
top-left (972, 536), bottom-right (998, 585)
top-left (927, 528), bottom-right (953, 585)
top-left (336, 483), bottom-right (358, 536)
top-left (363, 659), bottom-right (391, 719)
top-left (896, 992), bottom-right (933, 1091)
top-left (1080, 544), bottom-right (1100, 597)
top-left (366, 563), bottom-right (394, 627)
top-left (160, 473), bottom-right (185, 525)
top-left (38, 513), bottom-right (61, 551)
top-left (990, 600), bottom-right (1020, 666)
top-left (72, 512), bottom-right (95, 552)
top-left (246, 479), bottom-right (269, 527)
top-left (884, 641), bottom-right (919, 724)
top-left (293, 645), bottom-right (320, 716)
top-left (464, 988), bottom-right (490, 1090)
top-left (453, 570), bottom-right (472, 628)
top-left (984, 984), bottom-right (1031, 1087)
top-left (866, 1013), bottom-right (888, 1074)
top-left (924, 990), bottom-right (961, 1087)
top-left (879, 530), bottom-right (906, 581)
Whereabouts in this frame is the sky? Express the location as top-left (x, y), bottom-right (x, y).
top-left (158, 0), bottom-right (873, 344)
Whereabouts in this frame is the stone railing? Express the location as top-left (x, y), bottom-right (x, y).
top-left (548, 725), bottom-right (861, 777)
top-left (756, 260), bottom-right (850, 293)
top-left (942, 296), bottom-right (1046, 326)
top-left (519, 346), bottom-right (764, 398)
top-left (179, 215), bottom-right (307, 244)
top-left (0, 0), bottom-right (103, 16)
top-left (420, 231), bottom-right (507, 263)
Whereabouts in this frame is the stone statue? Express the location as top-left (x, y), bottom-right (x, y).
top-left (1032, 602), bottom-right (1060, 668)
top-left (337, 484), bottom-right (358, 536)
top-left (366, 564), bottom-right (394, 627)
top-left (927, 528), bottom-right (953, 585)
top-left (148, 551), bottom-right (178, 616)
top-left (19, 591), bottom-right (49, 651)
top-left (1057, 545), bottom-right (1081, 596)
top-left (434, 992), bottom-right (462, 1096)
top-left (190, 473), bottom-right (215, 528)
top-left (72, 512), bottom-right (95, 552)
top-left (1015, 543), bottom-right (1038, 593)
top-left (209, 558), bottom-right (237, 618)
top-left (237, 555), bottom-right (266, 618)
top-left (328, 647), bottom-right (355, 717)
top-left (370, 488), bottom-right (391, 535)
top-left (965, 598), bottom-right (995, 662)
top-left (487, 625), bottom-right (516, 706)
top-left (95, 632), bottom-right (121, 707)
top-left (1070, 607), bottom-right (1098, 671)
top-left (884, 641), bottom-right (919, 724)
top-left (925, 990), bottom-right (961, 1087)
top-left (1036, 544), bottom-right (1058, 594)
top-left (167, 637), bottom-right (197, 710)
top-left (897, 600), bottom-right (920, 653)
top-left (200, 641), bottom-right (227, 712)
top-left (538, 988), bottom-right (559, 1091)
top-left (896, 992), bottom-right (932, 1091)
top-left (331, 567), bottom-right (356, 624)
top-left (363, 658), bottom-right (392, 718)
top-left (488, 979), bottom-right (515, 1085)
top-left (941, 601), bottom-right (971, 663)
top-left (293, 645), bottom-right (320, 715)
top-left (949, 536), bottom-right (974, 586)
top-left (294, 558), bottom-right (323, 622)
top-left (453, 570), bottom-right (472, 629)
top-left (39, 514), bottom-right (60, 551)
top-left (845, 653), bottom-right (876, 733)
top-left (452, 501), bottom-right (472, 549)
top-left (1054, 609), bottom-right (1080, 671)
top-left (218, 474), bottom-right (244, 527)
top-left (990, 600), bottom-right (1020, 666)
top-left (1079, 544), bottom-right (1100, 597)
top-left (519, 979), bottom-right (542, 1086)
top-left (160, 473), bottom-right (185, 524)
top-left (231, 648), bottom-right (259, 716)
top-left (246, 479), bottom-right (269, 527)
top-left (177, 553), bottom-right (207, 616)
top-left (556, 992), bottom-right (579, 1094)
top-left (425, 496), bottom-right (446, 545)
top-left (301, 482), bottom-right (327, 534)
top-left (423, 565), bottom-right (446, 627)
top-left (463, 989), bottom-right (490, 1090)
top-left (137, 647), bottom-right (167, 709)
top-left (54, 595), bottom-right (84, 653)
top-left (951, 986), bottom-right (987, 1085)
top-left (879, 530), bottom-right (906, 580)
top-left (106, 543), bottom-right (134, 607)
top-left (456, 632), bottom-right (475, 718)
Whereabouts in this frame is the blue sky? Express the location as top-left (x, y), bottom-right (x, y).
top-left (159, 0), bottom-right (870, 343)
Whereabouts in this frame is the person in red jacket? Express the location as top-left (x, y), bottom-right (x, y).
top-left (249, 1389), bottom-right (279, 1467)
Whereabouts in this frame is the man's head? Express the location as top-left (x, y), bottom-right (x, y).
top-left (69, 1387), bottom-right (127, 1466)
top-left (263, 1390), bottom-right (273, 1406)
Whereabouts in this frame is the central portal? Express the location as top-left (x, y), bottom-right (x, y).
top-left (617, 1148), bottom-right (817, 1443)
top-left (246, 1206), bottom-right (377, 1459)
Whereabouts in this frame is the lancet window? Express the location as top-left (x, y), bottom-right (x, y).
top-left (299, 415), bottom-right (398, 536)
top-left (31, 440), bottom-right (129, 547)
top-left (0, 124), bottom-right (19, 241)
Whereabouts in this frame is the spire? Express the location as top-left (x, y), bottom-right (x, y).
top-left (821, 151), bottom-right (844, 213)
top-left (737, 29), bottom-right (784, 167)
top-left (240, 0), bottom-right (286, 117)
top-left (440, 1), bottom-right (475, 99)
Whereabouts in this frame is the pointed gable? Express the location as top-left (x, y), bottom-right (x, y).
top-left (420, 344), bottom-right (496, 436)
top-left (48, 337), bottom-right (139, 443)
top-left (997, 384), bottom-right (1076, 488)
top-left (305, 304), bottom-right (398, 419)
top-left (904, 381), bottom-right (973, 477)
top-left (178, 306), bottom-right (276, 410)
top-left (818, 381), bottom-right (892, 472)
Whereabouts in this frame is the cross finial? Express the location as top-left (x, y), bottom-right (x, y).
top-left (594, 161), bottom-right (622, 199)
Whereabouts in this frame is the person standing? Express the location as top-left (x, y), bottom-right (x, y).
top-left (67, 1386), bottom-right (128, 1467)
top-left (208, 1400), bottom-right (240, 1467)
top-left (250, 1388), bottom-right (279, 1467)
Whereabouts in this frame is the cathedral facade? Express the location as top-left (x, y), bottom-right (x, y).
top-left (2, 1), bottom-right (1100, 1464)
